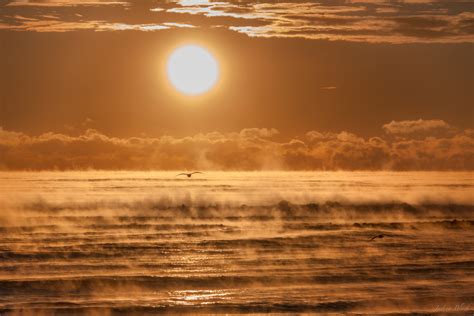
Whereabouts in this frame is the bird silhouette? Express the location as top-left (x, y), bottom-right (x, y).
top-left (176, 171), bottom-right (203, 178)
top-left (370, 234), bottom-right (385, 241)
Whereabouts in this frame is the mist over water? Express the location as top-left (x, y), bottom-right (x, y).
top-left (0, 171), bottom-right (473, 315)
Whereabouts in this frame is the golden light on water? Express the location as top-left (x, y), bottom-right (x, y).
top-left (167, 44), bottom-right (219, 96)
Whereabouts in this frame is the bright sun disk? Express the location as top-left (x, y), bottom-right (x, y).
top-left (167, 45), bottom-right (219, 96)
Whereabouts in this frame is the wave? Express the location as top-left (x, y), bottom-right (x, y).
top-left (2, 199), bottom-right (473, 224)
top-left (1, 172), bottom-right (473, 315)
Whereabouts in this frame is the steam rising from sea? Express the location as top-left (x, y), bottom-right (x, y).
top-left (0, 171), bottom-right (473, 315)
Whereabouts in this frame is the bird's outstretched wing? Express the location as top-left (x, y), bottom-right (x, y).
top-left (176, 173), bottom-right (188, 177)
top-left (370, 234), bottom-right (385, 241)
top-left (190, 171), bottom-right (203, 175)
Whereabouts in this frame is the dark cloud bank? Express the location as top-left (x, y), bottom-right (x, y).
top-left (1, 119), bottom-right (472, 170)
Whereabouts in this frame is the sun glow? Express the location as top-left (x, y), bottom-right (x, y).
top-left (167, 45), bottom-right (219, 96)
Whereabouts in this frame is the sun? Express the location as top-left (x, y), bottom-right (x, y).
top-left (167, 45), bottom-right (219, 96)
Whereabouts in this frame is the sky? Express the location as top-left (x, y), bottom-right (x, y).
top-left (0, 0), bottom-right (473, 170)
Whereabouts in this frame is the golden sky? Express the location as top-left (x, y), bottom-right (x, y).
top-left (0, 0), bottom-right (473, 170)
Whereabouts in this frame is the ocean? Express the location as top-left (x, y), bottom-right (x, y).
top-left (0, 171), bottom-right (473, 315)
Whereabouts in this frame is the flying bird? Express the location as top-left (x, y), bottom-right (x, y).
top-left (370, 234), bottom-right (385, 241)
top-left (176, 171), bottom-right (203, 178)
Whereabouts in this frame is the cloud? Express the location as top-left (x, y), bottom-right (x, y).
top-left (0, 17), bottom-right (193, 32)
top-left (0, 0), bottom-right (473, 43)
top-left (6, 0), bottom-right (126, 7)
top-left (239, 128), bottom-right (279, 139)
top-left (382, 119), bottom-right (455, 136)
top-left (1, 121), bottom-right (473, 171)
top-left (166, 1), bottom-right (474, 43)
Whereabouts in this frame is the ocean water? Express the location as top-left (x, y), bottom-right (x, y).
top-left (0, 171), bottom-right (473, 315)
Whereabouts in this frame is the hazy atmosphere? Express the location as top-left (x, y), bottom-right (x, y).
top-left (1, 0), bottom-right (473, 314)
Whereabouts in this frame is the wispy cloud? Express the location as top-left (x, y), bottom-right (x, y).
top-left (6, 0), bottom-right (127, 7)
top-left (1, 0), bottom-right (472, 43)
top-left (166, 1), bottom-right (474, 43)
top-left (0, 16), bottom-right (195, 32)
